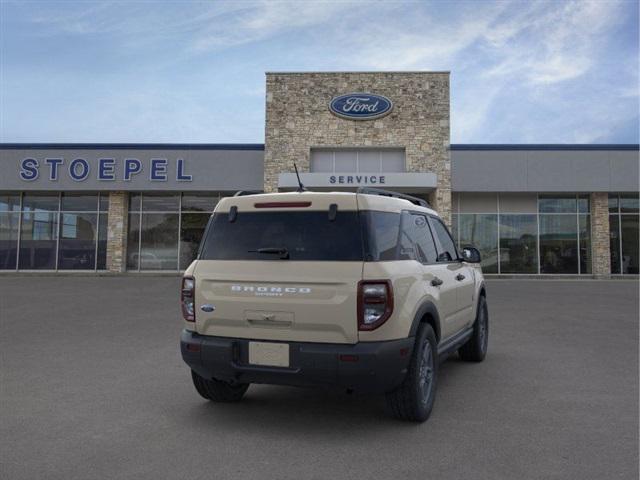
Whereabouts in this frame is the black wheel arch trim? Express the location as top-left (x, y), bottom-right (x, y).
top-left (409, 301), bottom-right (442, 342)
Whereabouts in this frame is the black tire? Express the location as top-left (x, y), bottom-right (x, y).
top-left (191, 370), bottom-right (249, 402)
top-left (385, 324), bottom-right (438, 422)
top-left (459, 295), bottom-right (489, 362)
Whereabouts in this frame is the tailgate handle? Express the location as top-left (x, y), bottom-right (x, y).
top-left (247, 318), bottom-right (293, 327)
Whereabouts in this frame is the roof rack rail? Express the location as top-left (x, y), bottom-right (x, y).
top-left (356, 187), bottom-right (431, 208)
top-left (233, 190), bottom-right (262, 197)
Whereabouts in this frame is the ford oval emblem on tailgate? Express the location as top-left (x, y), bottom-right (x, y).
top-left (200, 304), bottom-right (215, 312)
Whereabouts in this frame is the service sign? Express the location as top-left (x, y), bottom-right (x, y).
top-left (329, 93), bottom-right (393, 120)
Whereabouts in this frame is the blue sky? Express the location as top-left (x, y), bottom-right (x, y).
top-left (1, 0), bottom-right (638, 144)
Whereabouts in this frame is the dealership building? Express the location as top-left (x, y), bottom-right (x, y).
top-left (0, 72), bottom-right (638, 276)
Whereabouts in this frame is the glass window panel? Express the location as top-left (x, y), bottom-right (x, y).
top-left (57, 213), bottom-right (97, 270)
top-left (539, 215), bottom-right (578, 274)
top-left (620, 194), bottom-right (639, 214)
top-left (142, 193), bottom-right (179, 212)
top-left (361, 211), bottom-right (401, 261)
top-left (179, 213), bottom-right (211, 270)
top-left (181, 193), bottom-right (219, 212)
top-left (451, 213), bottom-right (459, 244)
top-left (61, 193), bottom-right (98, 211)
top-left (577, 195), bottom-right (590, 214)
top-left (499, 214), bottom-right (538, 274)
top-left (129, 193), bottom-right (141, 212)
top-left (139, 213), bottom-right (179, 270)
top-left (99, 193), bottom-right (109, 212)
top-left (334, 151), bottom-right (357, 172)
top-left (381, 150), bottom-right (405, 172)
top-left (0, 192), bottom-right (21, 212)
top-left (538, 196), bottom-right (577, 214)
top-left (579, 215), bottom-right (591, 274)
top-left (620, 215), bottom-right (639, 274)
top-left (0, 212), bottom-right (19, 269)
top-left (608, 194), bottom-right (619, 214)
top-left (429, 217), bottom-right (458, 262)
top-left (609, 215), bottom-right (621, 274)
top-left (358, 151), bottom-right (380, 173)
top-left (126, 213), bottom-right (140, 270)
top-left (96, 212), bottom-right (108, 270)
top-left (310, 151), bottom-right (333, 172)
top-left (458, 214), bottom-right (498, 273)
top-left (18, 211), bottom-right (58, 269)
top-left (22, 193), bottom-right (59, 212)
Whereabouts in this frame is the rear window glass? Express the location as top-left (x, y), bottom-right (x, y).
top-left (360, 211), bottom-right (401, 261)
top-left (201, 211), bottom-right (363, 261)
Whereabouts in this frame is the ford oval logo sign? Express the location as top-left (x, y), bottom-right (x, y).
top-left (329, 93), bottom-right (393, 120)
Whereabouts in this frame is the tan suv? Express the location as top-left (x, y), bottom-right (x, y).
top-left (180, 188), bottom-right (488, 422)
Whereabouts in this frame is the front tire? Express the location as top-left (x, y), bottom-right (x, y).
top-left (459, 295), bottom-right (489, 362)
top-left (385, 324), bottom-right (438, 422)
top-left (191, 370), bottom-right (249, 402)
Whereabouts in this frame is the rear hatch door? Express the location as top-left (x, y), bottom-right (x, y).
top-left (193, 193), bottom-right (363, 344)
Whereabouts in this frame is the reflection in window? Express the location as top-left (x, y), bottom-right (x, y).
top-left (58, 213), bottom-right (98, 270)
top-left (128, 192), bottom-right (224, 271)
top-left (0, 212), bottom-right (19, 269)
top-left (539, 215), bottom-right (578, 274)
top-left (458, 214), bottom-right (498, 273)
top-left (499, 215), bottom-right (537, 274)
top-left (609, 194), bottom-right (639, 274)
top-left (19, 211), bottom-right (58, 269)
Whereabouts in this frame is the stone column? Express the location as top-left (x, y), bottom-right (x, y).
top-left (591, 192), bottom-right (611, 277)
top-left (106, 191), bottom-right (129, 273)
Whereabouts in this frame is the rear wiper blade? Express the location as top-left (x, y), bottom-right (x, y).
top-left (248, 247), bottom-right (290, 259)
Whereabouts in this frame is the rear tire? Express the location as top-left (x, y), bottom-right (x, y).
top-left (385, 324), bottom-right (438, 422)
top-left (191, 370), bottom-right (249, 402)
top-left (459, 295), bottom-right (488, 362)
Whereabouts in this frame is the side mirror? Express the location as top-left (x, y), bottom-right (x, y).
top-left (461, 246), bottom-right (481, 263)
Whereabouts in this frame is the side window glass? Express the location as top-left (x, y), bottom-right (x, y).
top-left (430, 217), bottom-right (458, 262)
top-left (398, 212), bottom-right (418, 261)
top-left (399, 212), bottom-right (438, 263)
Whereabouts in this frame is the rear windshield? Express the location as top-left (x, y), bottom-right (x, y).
top-left (200, 211), bottom-right (364, 261)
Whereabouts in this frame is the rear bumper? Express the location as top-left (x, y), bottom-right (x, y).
top-left (180, 329), bottom-right (414, 394)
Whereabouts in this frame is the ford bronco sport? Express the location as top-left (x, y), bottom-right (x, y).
top-left (180, 188), bottom-right (488, 422)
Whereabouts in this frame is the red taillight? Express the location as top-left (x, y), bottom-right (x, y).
top-left (181, 276), bottom-right (195, 322)
top-left (254, 202), bottom-right (312, 208)
top-left (357, 280), bottom-right (393, 331)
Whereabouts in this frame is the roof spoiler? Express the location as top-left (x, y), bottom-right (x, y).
top-left (357, 187), bottom-right (431, 208)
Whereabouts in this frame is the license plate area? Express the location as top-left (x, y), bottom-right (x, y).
top-left (248, 341), bottom-right (290, 367)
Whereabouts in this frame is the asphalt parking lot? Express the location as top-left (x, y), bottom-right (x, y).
top-left (1, 277), bottom-right (638, 480)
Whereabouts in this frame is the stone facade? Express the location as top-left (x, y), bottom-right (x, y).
top-left (106, 191), bottom-right (129, 273)
top-left (264, 72), bottom-right (452, 225)
top-left (591, 192), bottom-right (611, 277)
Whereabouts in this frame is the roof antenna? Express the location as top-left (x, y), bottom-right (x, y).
top-left (293, 163), bottom-right (307, 192)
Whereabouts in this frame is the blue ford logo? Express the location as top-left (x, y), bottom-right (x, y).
top-left (329, 93), bottom-right (393, 120)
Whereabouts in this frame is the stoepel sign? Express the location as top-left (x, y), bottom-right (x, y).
top-left (329, 93), bottom-right (393, 120)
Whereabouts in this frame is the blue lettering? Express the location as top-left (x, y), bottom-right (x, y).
top-left (329, 176), bottom-right (336, 184)
top-left (69, 158), bottom-right (90, 181)
top-left (98, 158), bottom-right (116, 180)
top-left (380, 176), bottom-right (385, 184)
top-left (20, 158), bottom-right (39, 181)
top-left (176, 159), bottom-right (192, 181)
top-left (124, 159), bottom-right (142, 180)
top-left (150, 159), bottom-right (167, 181)
top-left (338, 176), bottom-right (345, 184)
top-left (370, 176), bottom-right (377, 184)
top-left (347, 176), bottom-right (353, 184)
top-left (45, 158), bottom-right (63, 180)
top-left (356, 176), bottom-right (362, 183)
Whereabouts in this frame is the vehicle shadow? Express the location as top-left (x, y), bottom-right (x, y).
top-left (180, 354), bottom-right (471, 436)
